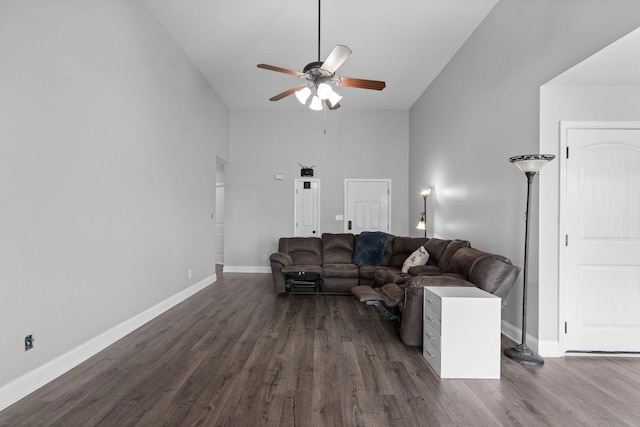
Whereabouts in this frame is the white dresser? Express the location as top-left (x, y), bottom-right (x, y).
top-left (423, 286), bottom-right (501, 379)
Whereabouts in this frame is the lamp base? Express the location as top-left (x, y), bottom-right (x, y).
top-left (504, 343), bottom-right (544, 366)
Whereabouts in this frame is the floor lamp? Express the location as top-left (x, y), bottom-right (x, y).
top-left (416, 188), bottom-right (431, 237)
top-left (504, 154), bottom-right (555, 366)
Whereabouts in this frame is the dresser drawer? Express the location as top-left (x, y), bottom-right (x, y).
top-left (422, 338), bottom-right (441, 373)
top-left (423, 322), bottom-right (441, 352)
top-left (423, 304), bottom-right (441, 335)
top-left (423, 291), bottom-right (441, 316)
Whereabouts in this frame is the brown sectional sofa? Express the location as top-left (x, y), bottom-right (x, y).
top-left (270, 233), bottom-right (433, 294)
top-left (269, 232), bottom-right (520, 347)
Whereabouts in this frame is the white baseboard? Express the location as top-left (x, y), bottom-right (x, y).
top-left (223, 265), bottom-right (271, 273)
top-left (501, 320), bottom-right (539, 352)
top-left (501, 320), bottom-right (562, 357)
top-left (0, 274), bottom-right (216, 412)
top-left (538, 340), bottom-right (563, 357)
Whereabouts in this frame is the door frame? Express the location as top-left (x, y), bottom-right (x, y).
top-left (294, 178), bottom-right (321, 237)
top-left (343, 179), bottom-right (392, 233)
top-left (558, 121), bottom-right (640, 353)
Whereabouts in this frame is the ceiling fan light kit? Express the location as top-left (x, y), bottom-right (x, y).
top-left (257, 0), bottom-right (385, 111)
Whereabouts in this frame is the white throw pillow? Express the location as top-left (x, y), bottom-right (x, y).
top-left (401, 246), bottom-right (430, 273)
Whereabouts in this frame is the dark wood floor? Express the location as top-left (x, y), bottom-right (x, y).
top-left (2, 270), bottom-right (640, 426)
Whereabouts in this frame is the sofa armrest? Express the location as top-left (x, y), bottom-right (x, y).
top-left (399, 275), bottom-right (476, 347)
top-left (269, 252), bottom-right (293, 294)
top-left (399, 286), bottom-right (424, 347)
top-left (270, 252), bottom-right (293, 266)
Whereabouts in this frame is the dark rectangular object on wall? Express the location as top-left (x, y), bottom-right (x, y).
top-left (301, 168), bottom-right (314, 177)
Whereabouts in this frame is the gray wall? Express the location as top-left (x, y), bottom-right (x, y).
top-left (224, 109), bottom-right (409, 270)
top-left (0, 1), bottom-right (229, 391)
top-left (409, 0), bottom-right (640, 349)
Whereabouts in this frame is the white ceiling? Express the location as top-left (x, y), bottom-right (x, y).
top-left (142, 0), bottom-right (499, 110)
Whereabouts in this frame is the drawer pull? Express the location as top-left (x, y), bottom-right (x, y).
top-left (425, 349), bottom-right (435, 357)
top-left (425, 332), bottom-right (433, 339)
top-left (426, 299), bottom-right (435, 305)
top-left (426, 315), bottom-right (434, 322)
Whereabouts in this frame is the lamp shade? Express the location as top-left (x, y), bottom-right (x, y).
top-left (309, 95), bottom-right (323, 111)
top-left (316, 83), bottom-right (333, 100)
top-left (509, 154), bottom-right (556, 173)
top-left (295, 86), bottom-right (312, 104)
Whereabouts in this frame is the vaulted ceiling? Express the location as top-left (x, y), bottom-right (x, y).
top-left (142, 0), bottom-right (499, 110)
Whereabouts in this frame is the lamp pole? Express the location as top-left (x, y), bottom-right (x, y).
top-left (504, 154), bottom-right (554, 366)
top-left (417, 188), bottom-right (431, 237)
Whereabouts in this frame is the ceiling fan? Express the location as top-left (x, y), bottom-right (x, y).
top-left (256, 0), bottom-right (386, 111)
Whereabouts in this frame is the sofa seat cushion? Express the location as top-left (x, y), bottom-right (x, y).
top-left (373, 268), bottom-right (405, 286)
top-left (281, 265), bottom-right (323, 276)
top-left (322, 263), bottom-right (359, 278)
top-left (359, 265), bottom-right (396, 284)
top-left (406, 265), bottom-right (443, 276)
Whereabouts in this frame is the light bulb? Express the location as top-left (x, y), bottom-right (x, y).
top-left (316, 83), bottom-right (333, 100)
top-left (309, 95), bottom-right (323, 111)
top-left (295, 87), bottom-right (311, 104)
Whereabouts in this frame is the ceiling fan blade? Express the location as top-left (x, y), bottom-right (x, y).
top-left (326, 100), bottom-right (341, 110)
top-left (320, 45), bottom-right (352, 74)
top-left (339, 77), bottom-right (386, 91)
top-left (257, 64), bottom-right (305, 78)
top-left (269, 84), bottom-right (306, 101)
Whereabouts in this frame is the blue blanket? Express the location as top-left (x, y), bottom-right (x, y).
top-left (352, 231), bottom-right (390, 266)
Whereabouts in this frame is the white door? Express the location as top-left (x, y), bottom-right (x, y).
top-left (344, 180), bottom-right (390, 234)
top-left (294, 179), bottom-right (320, 237)
top-left (562, 123), bottom-right (640, 352)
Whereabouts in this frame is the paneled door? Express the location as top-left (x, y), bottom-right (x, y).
top-left (294, 179), bottom-right (320, 237)
top-left (562, 123), bottom-right (640, 352)
top-left (344, 179), bottom-right (390, 234)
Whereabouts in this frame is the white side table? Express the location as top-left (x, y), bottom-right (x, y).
top-left (423, 286), bottom-right (501, 379)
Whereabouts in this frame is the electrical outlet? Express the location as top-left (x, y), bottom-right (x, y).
top-left (335, 214), bottom-right (344, 221)
top-left (25, 335), bottom-right (34, 351)
top-left (188, 269), bottom-right (192, 279)
top-left (263, 254), bottom-right (268, 261)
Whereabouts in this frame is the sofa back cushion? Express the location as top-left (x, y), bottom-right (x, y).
top-left (447, 247), bottom-right (490, 279)
top-left (437, 239), bottom-right (471, 271)
top-left (322, 233), bottom-right (355, 264)
top-left (423, 238), bottom-right (451, 266)
top-left (278, 237), bottom-right (323, 266)
top-left (387, 237), bottom-right (429, 268)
